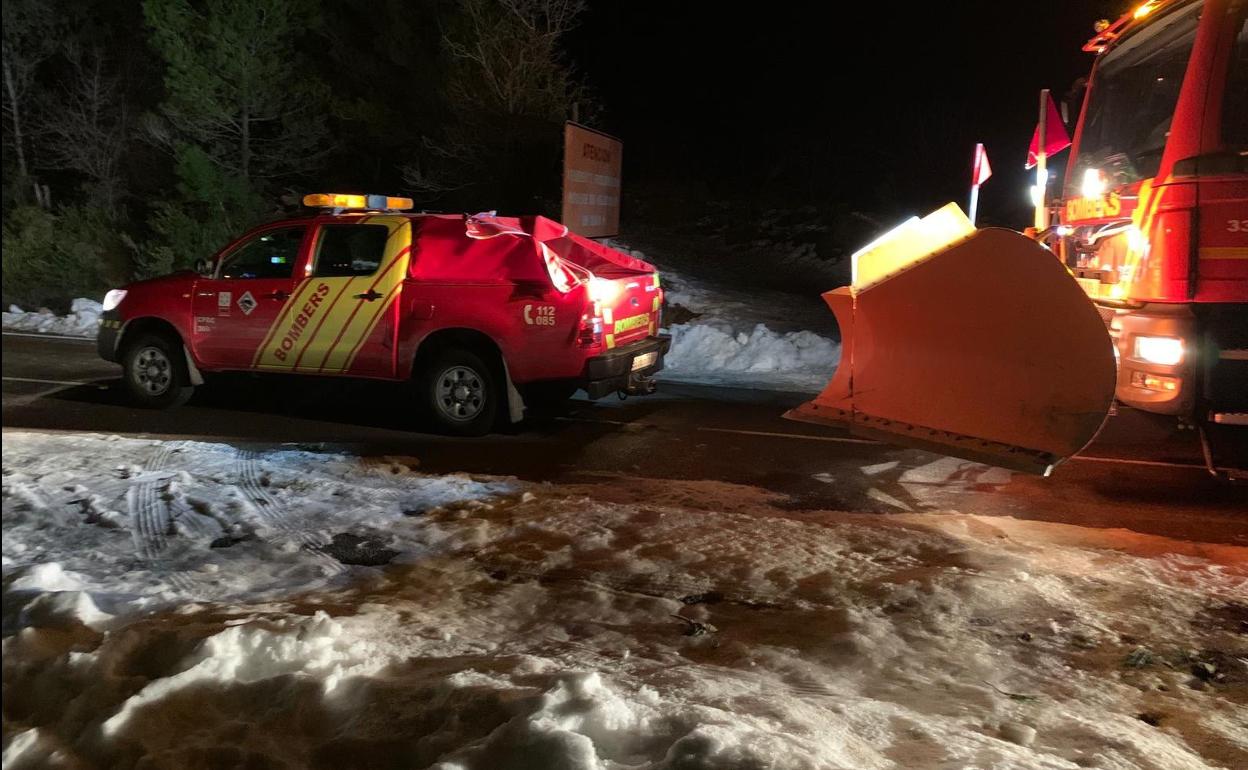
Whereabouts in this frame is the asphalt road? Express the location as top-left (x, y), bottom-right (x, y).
top-left (3, 331), bottom-right (1245, 545)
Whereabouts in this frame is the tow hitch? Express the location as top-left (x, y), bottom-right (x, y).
top-left (619, 373), bottom-right (657, 399)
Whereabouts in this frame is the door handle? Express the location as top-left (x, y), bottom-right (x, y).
top-left (353, 290), bottom-right (382, 301)
top-left (263, 290), bottom-right (290, 300)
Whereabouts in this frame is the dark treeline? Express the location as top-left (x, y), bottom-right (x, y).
top-left (2, 0), bottom-right (592, 309)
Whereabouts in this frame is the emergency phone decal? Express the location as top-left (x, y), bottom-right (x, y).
top-left (523, 304), bottom-right (556, 326)
top-left (237, 291), bottom-right (257, 316)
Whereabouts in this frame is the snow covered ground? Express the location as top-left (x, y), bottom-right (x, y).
top-left (656, 268), bottom-right (839, 393)
top-left (5, 432), bottom-right (1246, 769)
top-left (602, 239), bottom-right (841, 393)
top-left (2, 299), bottom-right (103, 337)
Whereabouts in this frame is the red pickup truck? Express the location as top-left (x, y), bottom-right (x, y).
top-left (97, 194), bottom-right (669, 434)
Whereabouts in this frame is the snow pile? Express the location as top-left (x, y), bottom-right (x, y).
top-left (2, 298), bottom-right (102, 337)
top-left (5, 434), bottom-right (1247, 769)
top-left (606, 240), bottom-right (842, 392)
top-left (664, 322), bottom-right (840, 391)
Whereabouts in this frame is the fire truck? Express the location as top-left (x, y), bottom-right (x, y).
top-left (787, 0), bottom-right (1247, 477)
top-left (98, 196), bottom-right (669, 435)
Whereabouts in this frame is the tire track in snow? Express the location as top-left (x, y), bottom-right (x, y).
top-left (232, 449), bottom-right (344, 575)
top-left (127, 442), bottom-right (195, 593)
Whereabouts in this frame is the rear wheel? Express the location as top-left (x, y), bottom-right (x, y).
top-left (419, 348), bottom-right (498, 436)
top-left (121, 332), bottom-right (194, 409)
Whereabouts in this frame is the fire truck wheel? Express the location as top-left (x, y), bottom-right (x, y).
top-left (421, 349), bottom-right (499, 436)
top-left (120, 332), bottom-right (194, 409)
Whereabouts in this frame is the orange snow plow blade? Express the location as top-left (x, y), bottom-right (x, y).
top-left (784, 204), bottom-right (1116, 475)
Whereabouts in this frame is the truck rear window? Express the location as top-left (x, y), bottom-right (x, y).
top-left (313, 225), bottom-right (390, 277)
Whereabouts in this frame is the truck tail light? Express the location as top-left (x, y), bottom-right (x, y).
top-left (577, 311), bottom-right (603, 347)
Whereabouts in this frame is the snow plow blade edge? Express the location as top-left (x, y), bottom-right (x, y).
top-left (784, 225), bottom-right (1116, 476)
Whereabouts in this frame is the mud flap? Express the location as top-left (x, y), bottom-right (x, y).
top-left (785, 205), bottom-right (1116, 475)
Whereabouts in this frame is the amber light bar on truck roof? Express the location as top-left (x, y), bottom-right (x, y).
top-left (1085, 0), bottom-right (1168, 52)
top-left (302, 193), bottom-right (414, 211)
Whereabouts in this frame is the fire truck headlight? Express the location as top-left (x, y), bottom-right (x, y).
top-left (1081, 168), bottom-right (1106, 199)
top-left (1134, 335), bottom-right (1183, 366)
top-left (102, 289), bottom-right (128, 312)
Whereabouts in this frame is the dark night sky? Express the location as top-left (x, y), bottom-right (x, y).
top-left (569, 1), bottom-right (1129, 227)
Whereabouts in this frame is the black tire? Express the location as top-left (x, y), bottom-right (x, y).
top-left (120, 332), bottom-right (194, 409)
top-left (521, 380), bottom-right (579, 411)
top-left (419, 348), bottom-right (499, 436)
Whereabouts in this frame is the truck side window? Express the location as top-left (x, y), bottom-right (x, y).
top-left (218, 226), bottom-right (306, 279)
top-left (1223, 17), bottom-right (1247, 149)
top-left (313, 225), bottom-right (390, 277)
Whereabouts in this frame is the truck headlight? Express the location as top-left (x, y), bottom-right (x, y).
top-left (1133, 335), bottom-right (1183, 366)
top-left (102, 289), bottom-right (128, 312)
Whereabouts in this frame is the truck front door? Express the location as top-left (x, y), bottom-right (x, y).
top-left (191, 225), bottom-right (308, 369)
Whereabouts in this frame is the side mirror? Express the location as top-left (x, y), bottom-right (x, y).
top-left (194, 258), bottom-right (213, 276)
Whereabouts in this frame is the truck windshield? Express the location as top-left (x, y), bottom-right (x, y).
top-left (1068, 0), bottom-right (1202, 196)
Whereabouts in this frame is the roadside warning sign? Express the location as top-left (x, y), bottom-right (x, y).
top-left (562, 122), bottom-right (622, 239)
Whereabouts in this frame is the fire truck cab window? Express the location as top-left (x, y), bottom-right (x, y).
top-left (313, 225), bottom-right (390, 278)
top-left (1068, 1), bottom-right (1202, 195)
top-left (218, 226), bottom-right (305, 279)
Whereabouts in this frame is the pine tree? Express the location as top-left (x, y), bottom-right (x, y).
top-left (143, 0), bottom-right (329, 181)
top-left (141, 0), bottom-right (330, 271)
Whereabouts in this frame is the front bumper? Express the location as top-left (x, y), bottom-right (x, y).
top-left (98, 311), bottom-right (123, 362)
top-left (583, 335), bottom-right (671, 399)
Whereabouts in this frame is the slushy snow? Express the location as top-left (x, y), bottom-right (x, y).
top-left (5, 432), bottom-right (1246, 769)
top-left (3, 298), bottom-right (102, 337)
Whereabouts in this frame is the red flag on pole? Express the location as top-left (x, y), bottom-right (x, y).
top-left (972, 143), bottom-right (992, 186)
top-left (1025, 93), bottom-right (1071, 169)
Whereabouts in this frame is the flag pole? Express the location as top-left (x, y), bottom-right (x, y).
top-left (970, 142), bottom-right (989, 227)
top-left (1034, 89), bottom-right (1049, 231)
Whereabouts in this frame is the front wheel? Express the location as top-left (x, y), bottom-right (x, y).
top-left (120, 332), bottom-right (194, 408)
top-left (419, 349), bottom-right (499, 436)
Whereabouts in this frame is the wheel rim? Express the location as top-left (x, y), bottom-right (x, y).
top-left (435, 365), bottom-right (486, 422)
top-left (131, 346), bottom-right (173, 396)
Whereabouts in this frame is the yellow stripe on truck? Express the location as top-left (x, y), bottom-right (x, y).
top-left (1199, 247), bottom-right (1248, 260)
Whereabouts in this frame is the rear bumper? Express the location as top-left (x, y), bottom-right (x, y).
top-left (583, 335), bottom-right (670, 399)
top-left (98, 311), bottom-right (122, 362)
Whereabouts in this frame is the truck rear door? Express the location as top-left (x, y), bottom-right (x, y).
top-left (597, 272), bottom-right (661, 350)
